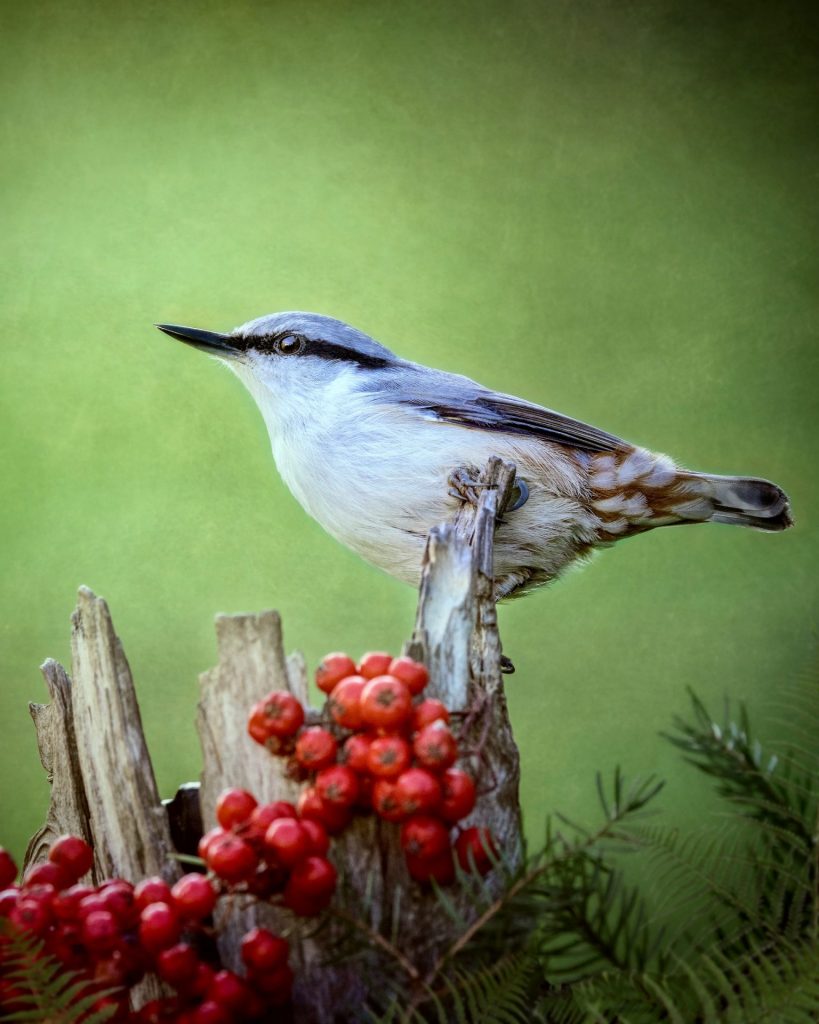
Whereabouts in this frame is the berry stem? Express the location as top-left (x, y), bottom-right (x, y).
top-left (329, 905), bottom-right (423, 985)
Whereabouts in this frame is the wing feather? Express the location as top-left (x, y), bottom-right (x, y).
top-left (393, 368), bottom-right (629, 454)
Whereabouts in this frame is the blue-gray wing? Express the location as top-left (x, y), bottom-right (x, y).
top-left (390, 367), bottom-right (629, 454)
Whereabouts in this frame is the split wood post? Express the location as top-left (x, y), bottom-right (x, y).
top-left (24, 586), bottom-right (179, 1003)
top-left (406, 456), bottom-right (522, 862)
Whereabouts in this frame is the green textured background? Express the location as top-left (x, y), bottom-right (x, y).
top-left (1, 0), bottom-right (817, 865)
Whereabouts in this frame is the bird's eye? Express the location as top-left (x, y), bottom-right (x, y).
top-left (275, 334), bottom-right (305, 356)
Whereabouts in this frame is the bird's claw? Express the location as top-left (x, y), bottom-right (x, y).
top-left (500, 654), bottom-right (516, 674)
top-left (448, 466), bottom-right (530, 514)
top-left (508, 477), bottom-right (529, 512)
top-left (448, 466), bottom-right (485, 507)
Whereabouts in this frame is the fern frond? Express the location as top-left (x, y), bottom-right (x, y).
top-left (439, 954), bottom-right (540, 1024)
top-left (0, 921), bottom-right (119, 1023)
top-left (367, 955), bottom-right (541, 1024)
top-left (664, 689), bottom-right (817, 852)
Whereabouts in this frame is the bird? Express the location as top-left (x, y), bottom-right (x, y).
top-left (156, 312), bottom-right (793, 600)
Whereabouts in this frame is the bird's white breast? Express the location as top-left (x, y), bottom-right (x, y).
top-left (235, 361), bottom-right (597, 588)
top-left (241, 366), bottom-right (470, 581)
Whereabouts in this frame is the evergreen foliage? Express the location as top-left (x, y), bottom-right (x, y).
top-left (347, 688), bottom-right (819, 1023)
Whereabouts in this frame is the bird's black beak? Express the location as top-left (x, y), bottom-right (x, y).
top-left (155, 323), bottom-right (241, 357)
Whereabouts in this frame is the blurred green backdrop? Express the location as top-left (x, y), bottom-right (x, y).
top-left (1, 0), bottom-right (816, 864)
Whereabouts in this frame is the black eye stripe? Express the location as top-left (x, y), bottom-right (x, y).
top-left (235, 332), bottom-right (392, 370)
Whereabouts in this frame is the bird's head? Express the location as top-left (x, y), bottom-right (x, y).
top-left (157, 311), bottom-right (399, 423)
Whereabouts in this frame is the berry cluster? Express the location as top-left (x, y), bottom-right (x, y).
top-left (248, 651), bottom-right (497, 885)
top-left (0, 839), bottom-right (292, 1022)
top-left (198, 789), bottom-right (337, 917)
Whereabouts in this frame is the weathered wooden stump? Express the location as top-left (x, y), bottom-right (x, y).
top-left (24, 458), bottom-right (524, 1021)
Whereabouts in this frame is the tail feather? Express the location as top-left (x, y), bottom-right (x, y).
top-left (588, 449), bottom-right (793, 537)
top-left (692, 474), bottom-right (793, 532)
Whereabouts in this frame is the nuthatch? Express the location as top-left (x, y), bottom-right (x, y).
top-left (157, 312), bottom-right (792, 599)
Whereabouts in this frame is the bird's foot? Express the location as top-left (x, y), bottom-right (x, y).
top-left (500, 654), bottom-right (516, 674)
top-left (508, 476), bottom-right (529, 512)
top-left (448, 465), bottom-right (486, 506)
top-left (449, 465), bottom-right (530, 514)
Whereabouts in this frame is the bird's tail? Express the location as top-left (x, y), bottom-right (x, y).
top-left (676, 472), bottom-right (793, 532)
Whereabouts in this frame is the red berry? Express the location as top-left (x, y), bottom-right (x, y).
top-left (283, 856), bottom-right (337, 915)
top-left (48, 835), bottom-right (93, 881)
top-left (328, 675), bottom-right (367, 729)
top-left (406, 850), bottom-right (455, 885)
top-left (357, 652), bottom-right (393, 678)
top-left (240, 927), bottom-right (290, 972)
top-left (10, 897), bottom-right (52, 935)
top-left (110, 937), bottom-right (146, 986)
top-left (134, 876), bottom-right (172, 912)
top-left (360, 676), bottom-right (412, 730)
top-left (340, 732), bottom-right (373, 773)
top-left (256, 690), bottom-right (305, 739)
top-left (215, 788), bottom-right (258, 829)
top-left (47, 920), bottom-right (89, 969)
top-left (315, 652), bottom-right (357, 694)
top-left (138, 901), bottom-right (181, 952)
top-left (297, 786), bottom-right (352, 834)
top-left (0, 848), bottom-right (17, 889)
top-left (206, 834), bottom-right (258, 882)
top-left (247, 702), bottom-right (272, 745)
top-left (294, 727), bottom-right (339, 771)
top-left (411, 699), bottom-right (450, 732)
top-left (355, 773), bottom-right (374, 810)
top-left (191, 1001), bottom-right (232, 1024)
top-left (300, 819), bottom-right (330, 857)
top-left (454, 827), bottom-right (497, 875)
top-left (24, 861), bottom-right (71, 890)
top-left (394, 767), bottom-right (442, 815)
top-left (296, 785), bottom-right (325, 820)
top-left (156, 941), bottom-right (199, 986)
top-left (283, 889), bottom-right (328, 916)
top-left (197, 828), bottom-right (224, 863)
top-left (0, 888), bottom-right (19, 917)
top-left (187, 961), bottom-right (217, 997)
top-left (439, 769), bottom-right (477, 822)
top-left (400, 815), bottom-right (451, 860)
top-left (413, 723), bottom-right (458, 772)
top-left (372, 779), bottom-right (407, 823)
top-left (388, 656), bottom-right (429, 695)
top-left (171, 873), bottom-right (217, 920)
top-left (286, 855), bottom-right (337, 898)
top-left (81, 909), bottom-right (119, 952)
top-left (263, 818), bottom-right (311, 868)
top-left (77, 892), bottom-right (108, 918)
top-left (207, 969), bottom-right (251, 1012)
top-left (99, 880), bottom-right (136, 926)
top-left (20, 882), bottom-right (56, 909)
top-left (315, 764), bottom-right (359, 809)
top-left (366, 735), bottom-right (412, 778)
top-left (52, 883), bottom-right (92, 921)
top-left (248, 801), bottom-right (298, 840)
